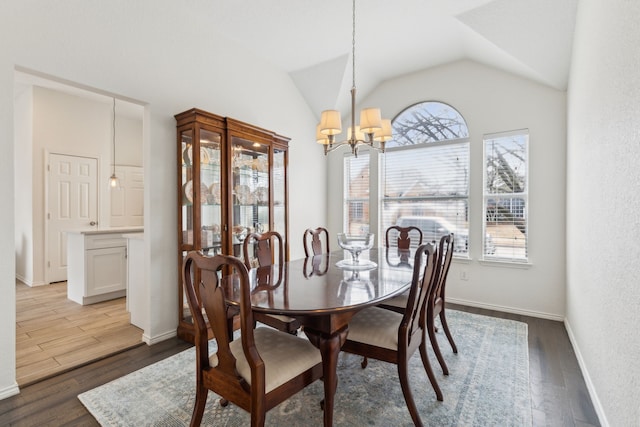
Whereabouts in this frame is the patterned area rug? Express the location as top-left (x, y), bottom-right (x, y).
top-left (78, 310), bottom-right (531, 426)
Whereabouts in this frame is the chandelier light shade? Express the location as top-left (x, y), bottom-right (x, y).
top-left (316, 0), bottom-right (391, 157)
top-left (374, 119), bottom-right (393, 142)
top-left (109, 97), bottom-right (120, 189)
top-left (359, 108), bottom-right (382, 134)
top-left (316, 124), bottom-right (330, 145)
top-left (319, 110), bottom-right (342, 136)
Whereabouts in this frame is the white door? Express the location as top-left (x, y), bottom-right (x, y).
top-left (110, 165), bottom-right (144, 227)
top-left (46, 153), bottom-right (98, 283)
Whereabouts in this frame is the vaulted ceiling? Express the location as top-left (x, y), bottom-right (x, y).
top-left (209, 0), bottom-right (577, 118)
top-left (16, 0), bottom-right (577, 122)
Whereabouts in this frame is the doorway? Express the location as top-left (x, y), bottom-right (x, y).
top-left (14, 70), bottom-right (145, 383)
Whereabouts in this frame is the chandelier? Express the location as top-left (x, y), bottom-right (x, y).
top-left (316, 0), bottom-right (392, 157)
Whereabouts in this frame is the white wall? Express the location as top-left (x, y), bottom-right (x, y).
top-left (14, 86), bottom-right (34, 285)
top-left (566, 1), bottom-right (640, 426)
top-left (0, 60), bottom-right (18, 400)
top-left (328, 60), bottom-right (567, 319)
top-left (0, 0), bottom-right (327, 397)
top-left (115, 115), bottom-right (143, 168)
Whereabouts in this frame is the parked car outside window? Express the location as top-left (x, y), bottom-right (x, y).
top-left (395, 216), bottom-right (495, 255)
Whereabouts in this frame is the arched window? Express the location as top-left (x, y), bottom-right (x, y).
top-left (387, 101), bottom-right (469, 148)
top-left (380, 101), bottom-right (471, 255)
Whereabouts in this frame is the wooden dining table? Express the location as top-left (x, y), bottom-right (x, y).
top-left (239, 247), bottom-right (416, 427)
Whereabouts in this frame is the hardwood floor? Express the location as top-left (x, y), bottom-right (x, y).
top-left (15, 281), bottom-right (144, 386)
top-left (2, 304), bottom-right (600, 426)
top-left (449, 304), bottom-right (600, 427)
top-left (1, 337), bottom-right (192, 427)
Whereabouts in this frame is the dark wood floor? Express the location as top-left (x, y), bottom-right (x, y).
top-left (452, 304), bottom-right (600, 427)
top-left (0, 304), bottom-right (600, 427)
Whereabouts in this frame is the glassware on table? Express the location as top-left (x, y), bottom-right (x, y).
top-left (336, 233), bottom-right (376, 269)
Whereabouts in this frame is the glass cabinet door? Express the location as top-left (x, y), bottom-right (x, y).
top-left (199, 128), bottom-right (222, 255)
top-left (231, 135), bottom-right (269, 264)
top-left (180, 129), bottom-right (194, 248)
top-left (273, 148), bottom-right (287, 237)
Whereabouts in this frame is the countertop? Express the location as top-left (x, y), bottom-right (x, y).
top-left (122, 232), bottom-right (144, 240)
top-left (67, 227), bottom-right (144, 236)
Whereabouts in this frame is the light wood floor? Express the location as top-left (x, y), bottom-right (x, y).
top-left (15, 281), bottom-right (144, 386)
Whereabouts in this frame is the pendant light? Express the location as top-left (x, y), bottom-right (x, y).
top-left (109, 97), bottom-right (120, 188)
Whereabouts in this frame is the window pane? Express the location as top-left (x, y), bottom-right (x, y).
top-left (381, 142), bottom-right (469, 253)
top-left (485, 134), bottom-right (527, 194)
top-left (483, 131), bottom-right (528, 261)
top-left (387, 102), bottom-right (469, 148)
top-left (344, 153), bottom-right (370, 234)
top-left (485, 197), bottom-right (527, 259)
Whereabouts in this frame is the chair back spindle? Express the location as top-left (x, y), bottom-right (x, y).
top-left (385, 225), bottom-right (423, 250)
top-left (243, 231), bottom-right (300, 334)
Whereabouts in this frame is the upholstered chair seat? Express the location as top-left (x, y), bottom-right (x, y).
top-left (211, 327), bottom-right (321, 393)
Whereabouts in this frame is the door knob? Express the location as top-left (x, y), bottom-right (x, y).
top-left (89, 221), bottom-right (97, 226)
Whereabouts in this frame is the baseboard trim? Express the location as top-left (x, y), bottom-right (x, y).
top-left (0, 382), bottom-right (20, 400)
top-left (143, 329), bottom-right (177, 345)
top-left (15, 276), bottom-right (47, 287)
top-left (564, 319), bottom-right (609, 427)
top-left (447, 297), bottom-right (565, 321)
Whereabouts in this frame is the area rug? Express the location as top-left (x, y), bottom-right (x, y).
top-left (78, 310), bottom-right (531, 426)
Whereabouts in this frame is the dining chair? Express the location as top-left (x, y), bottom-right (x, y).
top-left (182, 251), bottom-right (323, 427)
top-left (303, 226), bottom-right (330, 257)
top-left (243, 231), bottom-right (301, 334)
top-left (340, 242), bottom-right (443, 426)
top-left (361, 228), bottom-right (423, 367)
top-left (426, 232), bottom-right (458, 375)
top-left (378, 233), bottom-right (458, 373)
top-left (385, 225), bottom-right (423, 250)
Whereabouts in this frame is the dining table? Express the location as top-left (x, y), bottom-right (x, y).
top-left (238, 247), bottom-right (416, 427)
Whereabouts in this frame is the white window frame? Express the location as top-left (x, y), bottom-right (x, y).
top-left (343, 152), bottom-right (370, 234)
top-left (482, 129), bottom-right (529, 262)
top-left (378, 101), bottom-right (470, 257)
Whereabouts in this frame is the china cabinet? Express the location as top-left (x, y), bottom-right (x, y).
top-left (175, 108), bottom-right (290, 343)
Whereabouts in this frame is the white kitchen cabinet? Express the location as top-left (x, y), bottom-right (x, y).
top-left (123, 232), bottom-right (146, 330)
top-left (67, 228), bottom-right (142, 305)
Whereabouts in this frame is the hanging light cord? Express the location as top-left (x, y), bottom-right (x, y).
top-left (112, 98), bottom-right (116, 175)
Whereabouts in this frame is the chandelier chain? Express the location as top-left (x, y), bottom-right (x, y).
top-left (352, 0), bottom-right (356, 90)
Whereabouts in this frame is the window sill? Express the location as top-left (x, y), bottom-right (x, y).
top-left (479, 258), bottom-right (532, 269)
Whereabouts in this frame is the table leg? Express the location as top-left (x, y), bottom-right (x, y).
top-left (305, 326), bottom-right (348, 427)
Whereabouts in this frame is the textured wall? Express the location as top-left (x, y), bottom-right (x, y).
top-left (566, 1), bottom-right (640, 426)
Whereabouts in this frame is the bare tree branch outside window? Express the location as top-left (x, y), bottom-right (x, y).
top-left (389, 102), bottom-right (469, 147)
